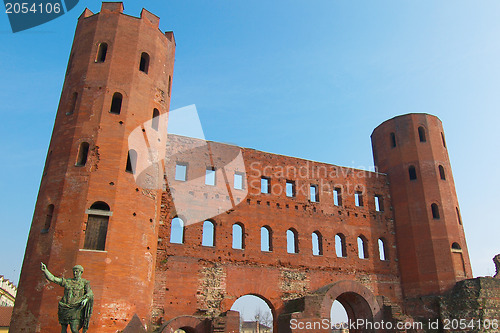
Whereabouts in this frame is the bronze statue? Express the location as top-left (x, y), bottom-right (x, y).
top-left (40, 263), bottom-right (93, 333)
top-left (494, 254), bottom-right (500, 278)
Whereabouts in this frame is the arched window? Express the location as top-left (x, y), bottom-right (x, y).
top-left (409, 165), bottom-right (417, 180)
top-left (390, 132), bottom-right (396, 148)
top-left (357, 235), bottom-right (368, 259)
top-left (438, 165), bottom-right (446, 180)
top-left (152, 108), bottom-right (160, 131)
top-left (84, 201), bottom-right (110, 251)
top-left (110, 92), bottom-right (123, 114)
top-left (68, 92), bottom-right (78, 115)
top-left (418, 126), bottom-right (426, 142)
top-left (312, 231), bottom-right (323, 256)
top-left (378, 238), bottom-right (388, 261)
top-left (202, 220), bottom-right (215, 247)
top-left (125, 149), bottom-right (137, 174)
top-left (287, 228), bottom-right (299, 254)
top-left (170, 217), bottom-right (184, 244)
top-left (76, 142), bottom-right (90, 166)
top-left (41, 204), bottom-right (54, 233)
top-left (232, 223), bottom-right (244, 249)
top-left (95, 42), bottom-right (108, 63)
top-left (335, 234), bottom-right (346, 258)
top-left (168, 75), bottom-right (172, 97)
top-left (139, 52), bottom-right (150, 74)
top-left (451, 242), bottom-right (462, 252)
top-left (261, 226), bottom-right (272, 252)
top-left (456, 207), bottom-right (462, 225)
top-left (431, 203), bottom-right (440, 219)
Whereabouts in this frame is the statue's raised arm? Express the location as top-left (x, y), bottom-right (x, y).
top-left (40, 262), bottom-right (63, 285)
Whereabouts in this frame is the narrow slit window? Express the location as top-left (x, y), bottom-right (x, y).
top-left (95, 42), bottom-right (108, 63)
top-left (261, 226), bottom-right (272, 252)
top-left (310, 185), bottom-right (319, 202)
top-left (168, 75), bottom-right (172, 97)
top-left (125, 149), bottom-right (137, 174)
top-left (312, 231), bottom-right (323, 256)
top-left (286, 180), bottom-right (295, 197)
top-left (68, 92), bottom-right (78, 115)
top-left (41, 204), bottom-right (55, 233)
top-left (431, 203), bottom-right (440, 219)
top-left (409, 165), bottom-right (417, 180)
top-left (205, 167), bottom-right (216, 186)
top-left (390, 132), bottom-right (396, 148)
top-left (139, 52), bottom-right (150, 74)
top-left (418, 126), bottom-right (426, 142)
top-left (202, 220), bottom-right (215, 247)
top-left (261, 177), bottom-right (270, 194)
top-left (170, 217), bottom-right (184, 244)
top-left (335, 234), bottom-right (347, 258)
top-left (355, 191), bottom-right (363, 207)
top-left (83, 202), bottom-right (110, 251)
top-left (456, 207), bottom-right (462, 225)
top-left (358, 236), bottom-right (369, 259)
top-left (152, 108), bottom-right (160, 131)
top-left (333, 188), bottom-right (342, 206)
top-left (378, 238), bottom-right (388, 261)
top-left (175, 163), bottom-right (187, 181)
top-left (287, 228), bottom-right (299, 254)
top-left (234, 172), bottom-right (244, 190)
top-left (76, 142), bottom-right (90, 166)
top-left (439, 165), bottom-right (446, 180)
top-left (441, 132), bottom-right (447, 148)
top-left (109, 92), bottom-right (123, 114)
top-left (375, 195), bottom-right (384, 212)
top-left (232, 223), bottom-right (244, 249)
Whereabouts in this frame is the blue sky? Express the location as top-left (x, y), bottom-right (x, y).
top-left (1, 0), bottom-right (499, 309)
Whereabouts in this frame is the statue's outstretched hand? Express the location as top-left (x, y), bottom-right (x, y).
top-left (40, 262), bottom-right (47, 272)
top-left (81, 298), bottom-right (88, 307)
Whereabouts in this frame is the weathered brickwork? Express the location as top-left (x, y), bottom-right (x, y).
top-left (10, 3), bottom-right (491, 333)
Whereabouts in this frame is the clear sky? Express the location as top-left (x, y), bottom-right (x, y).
top-left (1, 0), bottom-right (499, 306)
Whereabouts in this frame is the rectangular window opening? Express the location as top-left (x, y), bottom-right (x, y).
top-left (261, 177), bottom-right (270, 194)
top-left (310, 185), bottom-right (319, 202)
top-left (355, 191), bottom-right (364, 207)
top-left (333, 188), bottom-right (342, 206)
top-left (175, 163), bottom-right (187, 181)
top-left (234, 172), bottom-right (244, 190)
top-left (286, 180), bottom-right (295, 198)
top-left (205, 167), bottom-right (216, 186)
top-left (375, 195), bottom-right (384, 212)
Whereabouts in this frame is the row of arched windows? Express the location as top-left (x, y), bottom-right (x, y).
top-left (408, 164), bottom-right (447, 181)
top-left (389, 126), bottom-right (447, 148)
top-left (169, 217), bottom-right (390, 261)
top-left (95, 42), bottom-right (150, 74)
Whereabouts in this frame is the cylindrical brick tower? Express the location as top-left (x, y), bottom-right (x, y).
top-left (10, 3), bottom-right (175, 332)
top-left (371, 114), bottom-right (472, 300)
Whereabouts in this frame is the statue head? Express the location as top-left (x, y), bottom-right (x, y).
top-left (494, 255), bottom-right (500, 278)
top-left (73, 265), bottom-right (84, 279)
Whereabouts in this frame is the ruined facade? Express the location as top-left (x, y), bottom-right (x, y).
top-left (10, 3), bottom-right (486, 333)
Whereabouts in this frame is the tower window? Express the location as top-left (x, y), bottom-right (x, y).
top-left (409, 165), bottom-right (417, 180)
top-left (110, 92), bottom-right (123, 114)
top-left (431, 203), bottom-right (440, 219)
top-left (41, 204), bottom-right (55, 233)
top-left (418, 126), bottom-right (427, 142)
top-left (95, 42), bottom-right (108, 63)
top-left (68, 92), bottom-right (78, 115)
top-left (152, 108), bottom-right (160, 131)
top-left (286, 180), bottom-right (295, 198)
top-left (168, 75), bottom-right (172, 97)
top-left (456, 207), bottom-right (462, 225)
top-left (287, 228), bottom-right (299, 254)
top-left (125, 149), bottom-right (137, 174)
top-left (83, 201), bottom-right (110, 251)
top-left (76, 142), bottom-right (90, 166)
top-left (390, 132), bottom-right (396, 148)
top-left (439, 165), bottom-right (446, 180)
top-left (451, 242), bottom-right (462, 252)
top-left (355, 191), bottom-right (363, 207)
top-left (333, 187), bottom-right (342, 206)
top-left (441, 132), bottom-right (447, 148)
top-left (375, 195), bottom-right (384, 212)
top-left (139, 52), bottom-right (150, 74)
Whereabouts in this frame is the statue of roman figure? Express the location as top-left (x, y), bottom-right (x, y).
top-left (40, 262), bottom-right (93, 333)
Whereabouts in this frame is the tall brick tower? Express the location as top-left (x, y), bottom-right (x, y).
top-left (371, 114), bottom-right (472, 302)
top-left (10, 3), bottom-right (175, 332)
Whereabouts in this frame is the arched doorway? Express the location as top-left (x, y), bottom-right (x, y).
top-left (231, 294), bottom-right (274, 332)
top-left (160, 315), bottom-right (205, 333)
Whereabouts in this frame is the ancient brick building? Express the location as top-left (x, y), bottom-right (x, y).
top-left (11, 3), bottom-right (494, 333)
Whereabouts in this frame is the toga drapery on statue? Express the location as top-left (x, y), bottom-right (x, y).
top-left (41, 263), bottom-right (93, 333)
